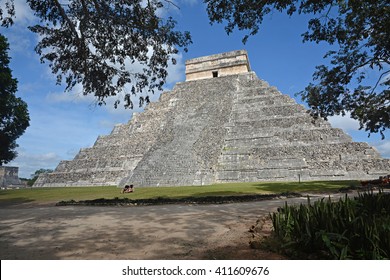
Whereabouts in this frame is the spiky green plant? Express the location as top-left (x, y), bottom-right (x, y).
top-left (271, 190), bottom-right (390, 259)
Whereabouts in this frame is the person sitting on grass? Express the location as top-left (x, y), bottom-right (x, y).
top-left (121, 184), bottom-right (134, 193)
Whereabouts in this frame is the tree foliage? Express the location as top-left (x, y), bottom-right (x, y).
top-left (1, 1), bottom-right (388, 137)
top-left (28, 168), bottom-right (53, 185)
top-left (0, 0), bottom-right (192, 108)
top-left (205, 0), bottom-right (390, 137)
top-left (0, 34), bottom-right (30, 165)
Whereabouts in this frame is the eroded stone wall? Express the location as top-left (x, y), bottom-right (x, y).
top-left (0, 166), bottom-right (24, 188)
top-left (185, 50), bottom-right (250, 81)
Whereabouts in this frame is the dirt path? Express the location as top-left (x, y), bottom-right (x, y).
top-left (0, 194), bottom-right (346, 260)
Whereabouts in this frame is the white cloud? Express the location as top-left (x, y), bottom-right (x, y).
top-left (4, 105), bottom-right (116, 179)
top-left (327, 113), bottom-right (390, 158)
top-left (0, 0), bottom-right (37, 25)
top-left (45, 50), bottom-right (184, 115)
top-left (374, 141), bottom-right (390, 158)
top-left (13, 0), bottom-right (37, 24)
top-left (5, 150), bottom-right (62, 179)
top-left (46, 84), bottom-right (96, 104)
top-left (156, 0), bottom-right (199, 21)
top-left (4, 26), bottom-right (34, 54)
top-left (1, 1), bottom-right (40, 58)
top-left (328, 113), bottom-right (361, 132)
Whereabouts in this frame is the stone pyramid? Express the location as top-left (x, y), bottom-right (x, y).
top-left (34, 50), bottom-right (390, 187)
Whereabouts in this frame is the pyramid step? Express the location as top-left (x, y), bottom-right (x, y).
top-left (225, 116), bottom-right (331, 134)
top-left (222, 130), bottom-right (352, 149)
top-left (218, 142), bottom-right (380, 160)
top-left (234, 94), bottom-right (296, 108)
top-left (230, 104), bottom-right (307, 121)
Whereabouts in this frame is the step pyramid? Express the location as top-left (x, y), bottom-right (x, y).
top-left (34, 50), bottom-right (390, 187)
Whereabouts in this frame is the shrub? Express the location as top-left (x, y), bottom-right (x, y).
top-left (270, 190), bottom-right (390, 259)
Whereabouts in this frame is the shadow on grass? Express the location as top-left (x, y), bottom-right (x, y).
top-left (0, 197), bottom-right (36, 208)
top-left (253, 181), bottom-right (359, 193)
top-left (56, 181), bottom-right (365, 206)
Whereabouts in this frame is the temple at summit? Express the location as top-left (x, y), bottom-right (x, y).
top-left (34, 50), bottom-right (390, 187)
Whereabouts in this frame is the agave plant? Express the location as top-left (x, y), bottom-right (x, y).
top-left (270, 189), bottom-right (390, 259)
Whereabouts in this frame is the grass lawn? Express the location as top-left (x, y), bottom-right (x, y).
top-left (0, 180), bottom-right (358, 205)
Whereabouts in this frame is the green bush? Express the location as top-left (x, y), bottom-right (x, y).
top-left (271, 190), bottom-right (390, 259)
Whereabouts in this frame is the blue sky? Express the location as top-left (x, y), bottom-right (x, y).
top-left (2, 0), bottom-right (389, 178)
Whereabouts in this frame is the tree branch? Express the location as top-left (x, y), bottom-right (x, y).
top-left (91, 0), bottom-right (102, 14)
top-left (52, 0), bottom-right (79, 39)
top-left (371, 69), bottom-right (390, 95)
top-left (80, 0), bottom-right (90, 19)
top-left (162, 0), bottom-right (180, 10)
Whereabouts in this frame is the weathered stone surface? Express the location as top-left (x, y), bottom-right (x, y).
top-left (0, 166), bottom-right (24, 188)
top-left (186, 50), bottom-right (250, 81)
top-left (34, 50), bottom-right (390, 187)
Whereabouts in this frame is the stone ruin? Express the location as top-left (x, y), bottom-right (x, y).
top-left (34, 50), bottom-right (390, 187)
top-left (0, 166), bottom-right (25, 188)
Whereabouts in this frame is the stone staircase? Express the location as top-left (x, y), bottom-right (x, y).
top-left (120, 75), bottom-right (237, 186)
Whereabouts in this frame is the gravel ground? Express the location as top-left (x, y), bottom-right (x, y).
top-left (0, 193), bottom-right (354, 260)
